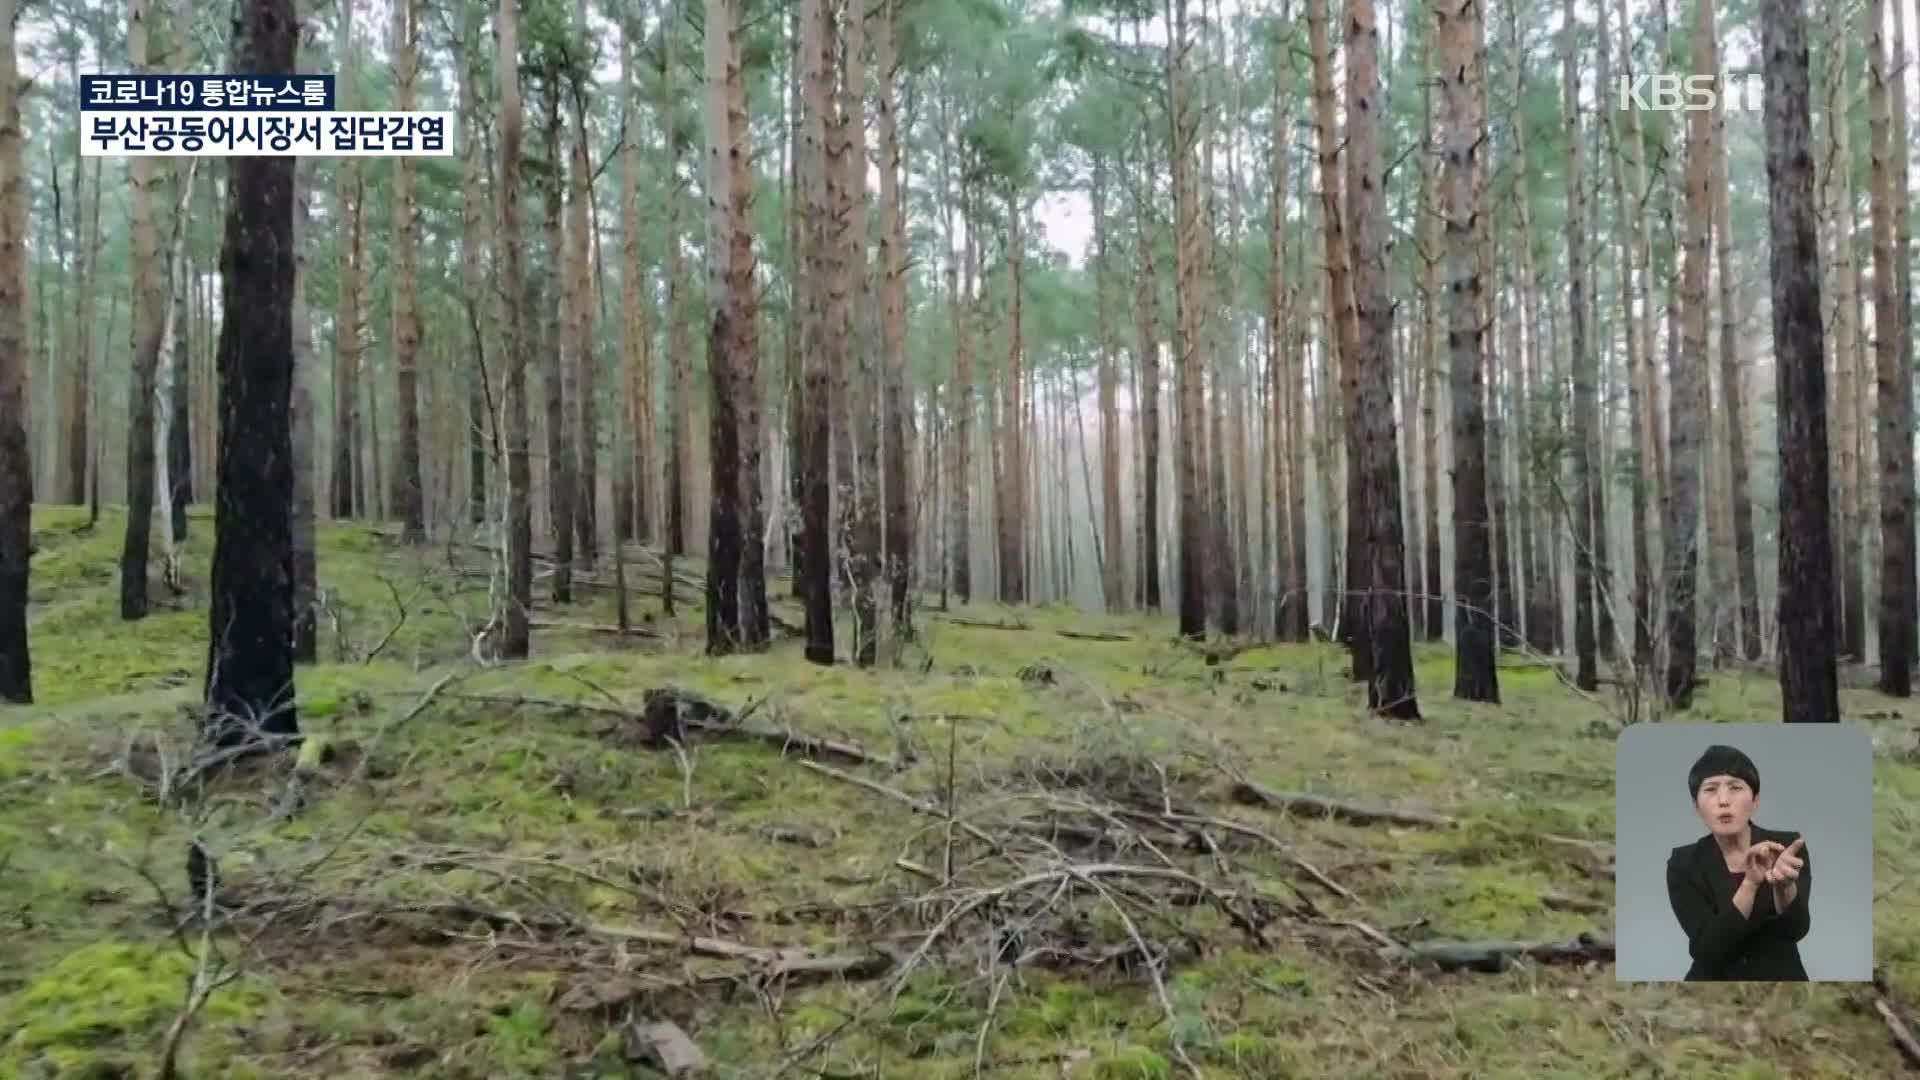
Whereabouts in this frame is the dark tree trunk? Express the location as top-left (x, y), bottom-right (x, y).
top-left (1869, 0), bottom-right (1913, 696)
top-left (1348, 0), bottom-right (1418, 718)
top-left (205, 0), bottom-right (298, 744)
top-left (169, 278), bottom-right (192, 538)
top-left (543, 83), bottom-right (574, 603)
top-left (0, 0), bottom-right (30, 704)
top-left (1439, 0), bottom-right (1496, 702)
top-left (1564, 0), bottom-right (1598, 692)
top-left (1761, 0), bottom-right (1837, 721)
top-left (499, 0), bottom-right (531, 660)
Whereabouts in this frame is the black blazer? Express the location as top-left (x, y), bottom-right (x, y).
top-left (1666, 824), bottom-right (1811, 981)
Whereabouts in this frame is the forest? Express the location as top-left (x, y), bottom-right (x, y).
top-left (0, 0), bottom-right (1918, 1074)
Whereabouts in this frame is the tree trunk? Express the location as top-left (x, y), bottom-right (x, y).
top-left (1665, 0), bottom-right (1715, 710)
top-left (1439, 0), bottom-right (1495, 702)
top-left (1893, 0), bottom-right (1914, 665)
top-left (64, 52), bottom-right (97, 509)
top-left (1419, 84), bottom-right (1444, 644)
top-left (1268, 71), bottom-right (1303, 640)
top-left (1824, 17), bottom-right (1864, 661)
top-left (460, 7), bottom-right (490, 531)
top-left (122, 0), bottom-right (164, 621)
top-left (541, 83), bottom-right (575, 603)
top-left (570, 7), bottom-right (599, 570)
top-left (1761, 0), bottom-right (1838, 720)
top-left (0, 0), bottom-right (31, 704)
top-left (391, 0), bottom-right (424, 544)
top-left (1094, 157), bottom-right (1125, 613)
top-left (1133, 149), bottom-right (1163, 612)
top-left (878, 0), bottom-right (912, 640)
top-left (1602, 0), bottom-right (1652, 668)
top-left (1170, 0), bottom-right (1206, 640)
top-left (799, 0), bottom-right (835, 664)
top-left (1869, 0), bottom-right (1913, 695)
top-left (621, 17), bottom-right (653, 546)
top-left (291, 152), bottom-right (317, 665)
top-left (1348, 0), bottom-right (1418, 717)
top-left (205, 0), bottom-right (298, 743)
top-left (841, 1), bottom-right (880, 663)
top-left (1710, 74), bottom-right (1759, 662)
top-left (1308, 0), bottom-right (1365, 670)
top-left (945, 132), bottom-right (973, 605)
top-left (998, 190), bottom-right (1027, 608)
top-left (154, 161), bottom-right (197, 594)
top-left (704, 0), bottom-right (746, 654)
top-left (1563, 0), bottom-right (1597, 691)
top-left (331, 0), bottom-right (361, 521)
top-left (499, 0), bottom-right (533, 660)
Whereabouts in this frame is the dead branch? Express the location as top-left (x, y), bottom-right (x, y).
top-left (529, 619), bottom-right (661, 638)
top-left (935, 615), bottom-right (1032, 631)
top-left (1055, 630), bottom-right (1134, 642)
top-left (1230, 780), bottom-right (1456, 829)
top-left (798, 760), bottom-right (1004, 852)
top-left (1377, 930), bottom-right (1615, 973)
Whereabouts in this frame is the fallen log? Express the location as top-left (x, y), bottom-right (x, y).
top-left (1230, 780), bottom-right (1455, 829)
top-left (1378, 930), bottom-right (1615, 973)
top-left (1230, 779), bottom-right (1615, 860)
top-left (935, 615), bottom-right (1032, 631)
top-left (633, 688), bottom-right (891, 768)
top-left (1056, 630), bottom-right (1134, 643)
top-left (529, 619), bottom-right (661, 638)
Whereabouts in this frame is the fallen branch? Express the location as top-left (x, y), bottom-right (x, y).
top-left (1377, 930), bottom-right (1615, 973)
top-left (1231, 780), bottom-right (1455, 829)
top-left (1056, 630), bottom-right (1134, 643)
top-left (1230, 779), bottom-right (1613, 859)
top-left (1872, 973), bottom-right (1920, 1070)
top-left (529, 619), bottom-right (661, 639)
top-left (797, 760), bottom-right (1003, 853)
top-left (935, 615), bottom-right (1031, 632)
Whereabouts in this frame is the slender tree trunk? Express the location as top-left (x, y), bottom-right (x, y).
top-left (499, 0), bottom-right (532, 660)
top-left (64, 43), bottom-right (96, 509)
top-left (1268, 71), bottom-right (1302, 640)
top-left (800, 0), bottom-right (835, 663)
top-left (1709, 76), bottom-right (1759, 661)
top-left (1665, 0), bottom-right (1715, 709)
top-left (841, 0), bottom-right (880, 662)
top-left (0, 0), bottom-right (31, 703)
top-left (291, 151), bottom-right (317, 664)
top-left (878, 0), bottom-right (911, 639)
top-left (205, 0), bottom-right (298, 743)
top-left (1439, 0), bottom-right (1495, 701)
top-left (1095, 157), bottom-right (1125, 612)
top-left (1603, 0), bottom-right (1652, 667)
top-left (1308, 0), bottom-right (1366, 670)
top-left (154, 161), bottom-right (197, 594)
top-left (999, 190), bottom-right (1026, 607)
top-left (1419, 86), bottom-right (1444, 644)
top-left (1762, 0), bottom-right (1838, 720)
top-left (1823, 18), bottom-right (1864, 661)
top-left (622, 17), bottom-right (654, 546)
top-left (570, 100), bottom-right (599, 569)
top-left (1170, 0), bottom-right (1206, 640)
top-left (945, 133), bottom-right (974, 605)
top-left (1564, 0), bottom-right (1598, 691)
top-left (1349, 0), bottom-right (1418, 716)
top-left (460, 8), bottom-right (489, 531)
top-left (331, 0), bottom-right (361, 521)
top-left (391, 0), bottom-right (424, 543)
top-left (539, 82), bottom-right (575, 603)
top-left (122, 0), bottom-right (164, 621)
top-left (1869, 0), bottom-right (1913, 694)
top-left (704, 0), bottom-right (745, 653)
top-left (1134, 152), bottom-right (1163, 612)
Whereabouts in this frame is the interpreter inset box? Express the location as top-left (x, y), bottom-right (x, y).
top-left (1615, 723), bottom-right (1872, 982)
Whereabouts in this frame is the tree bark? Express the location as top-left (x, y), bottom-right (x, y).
top-left (1665, 0), bottom-right (1715, 710)
top-left (1133, 142), bottom-right (1163, 612)
top-left (1603, 0), bottom-right (1653, 667)
top-left (331, 0), bottom-right (361, 521)
top-left (569, 3), bottom-right (598, 570)
top-left (1170, 0), bottom-right (1207, 640)
top-left (945, 126), bottom-right (973, 605)
top-left (122, 0), bottom-right (165, 621)
top-left (0, 0), bottom-right (31, 704)
top-left (1348, 0), bottom-right (1418, 717)
top-left (621, 17), bottom-right (654, 546)
top-left (1823, 15), bottom-right (1864, 661)
top-left (878, 0), bottom-right (912, 640)
top-left (499, 0), bottom-right (533, 660)
top-left (999, 190), bottom-right (1027, 608)
top-left (205, 0), bottom-right (298, 744)
top-left (1563, 0), bottom-right (1598, 691)
top-left (1439, 0), bottom-right (1495, 702)
top-left (1868, 0), bottom-right (1913, 695)
top-left (1709, 68), bottom-right (1759, 662)
top-left (703, 0), bottom-right (747, 654)
top-left (799, 0), bottom-right (835, 663)
top-left (1761, 0), bottom-right (1838, 721)
top-left (1095, 156), bottom-right (1124, 613)
top-left (542, 82), bottom-right (575, 602)
top-left (291, 151), bottom-right (317, 665)
top-left (391, 0), bottom-right (424, 544)
top-left (841, 0), bottom-right (879, 663)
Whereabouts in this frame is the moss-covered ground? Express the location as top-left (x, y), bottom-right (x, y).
top-left (3, 504), bottom-right (1918, 1078)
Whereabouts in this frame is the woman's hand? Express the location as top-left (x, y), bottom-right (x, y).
top-left (1765, 837), bottom-right (1805, 884)
top-left (1743, 840), bottom-right (1784, 885)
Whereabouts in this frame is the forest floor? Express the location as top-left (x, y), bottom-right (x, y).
top-left (4, 505), bottom-right (1920, 1079)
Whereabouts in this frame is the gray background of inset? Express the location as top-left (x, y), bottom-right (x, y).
top-left (1614, 723), bottom-right (1873, 982)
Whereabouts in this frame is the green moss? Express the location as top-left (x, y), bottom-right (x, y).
top-left (1206, 1032), bottom-right (1306, 1075)
top-left (1090, 1045), bottom-right (1171, 1079)
top-left (1, 941), bottom-right (265, 1073)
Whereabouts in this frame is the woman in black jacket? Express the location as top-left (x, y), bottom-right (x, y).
top-left (1665, 745), bottom-right (1811, 980)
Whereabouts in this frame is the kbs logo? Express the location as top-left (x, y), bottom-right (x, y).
top-left (1615, 73), bottom-right (1764, 113)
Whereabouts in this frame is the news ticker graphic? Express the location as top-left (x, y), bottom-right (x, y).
top-left (79, 74), bottom-right (452, 158)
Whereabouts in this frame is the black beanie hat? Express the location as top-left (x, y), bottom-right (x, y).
top-left (1688, 744), bottom-right (1761, 800)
